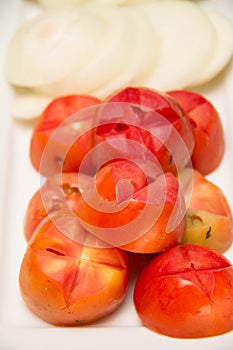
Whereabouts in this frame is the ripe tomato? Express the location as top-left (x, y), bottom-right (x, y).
top-left (167, 90), bottom-right (225, 175)
top-left (76, 159), bottom-right (185, 253)
top-left (30, 95), bottom-right (101, 176)
top-left (183, 170), bottom-right (233, 253)
top-left (134, 244), bottom-right (233, 338)
top-left (93, 87), bottom-right (194, 175)
top-left (24, 172), bottom-right (91, 241)
top-left (19, 213), bottom-right (129, 326)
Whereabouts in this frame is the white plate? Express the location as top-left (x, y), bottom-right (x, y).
top-left (0, 0), bottom-right (233, 349)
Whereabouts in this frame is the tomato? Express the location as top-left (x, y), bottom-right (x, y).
top-left (30, 95), bottom-right (101, 176)
top-left (76, 159), bottom-right (185, 253)
top-left (134, 244), bottom-right (233, 338)
top-left (167, 90), bottom-right (225, 175)
top-left (183, 170), bottom-right (233, 253)
top-left (93, 87), bottom-right (194, 175)
top-left (24, 172), bottom-right (91, 241)
top-left (19, 213), bottom-right (129, 326)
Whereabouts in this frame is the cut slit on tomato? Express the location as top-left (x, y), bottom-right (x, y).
top-left (35, 246), bottom-right (127, 307)
top-left (46, 248), bottom-right (66, 256)
top-left (157, 264), bottom-right (232, 300)
top-left (157, 245), bottom-right (231, 277)
top-left (31, 218), bottom-right (128, 307)
top-left (133, 244), bottom-right (233, 338)
top-left (153, 245), bottom-right (232, 299)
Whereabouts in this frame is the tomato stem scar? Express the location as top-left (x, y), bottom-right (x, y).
top-left (205, 227), bottom-right (212, 239)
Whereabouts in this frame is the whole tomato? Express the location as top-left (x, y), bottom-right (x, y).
top-left (183, 170), bottom-right (233, 253)
top-left (24, 172), bottom-right (91, 241)
top-left (76, 159), bottom-right (185, 253)
top-left (19, 213), bottom-right (129, 326)
top-left (30, 95), bottom-right (100, 176)
top-left (93, 87), bottom-right (194, 175)
top-left (134, 244), bottom-right (233, 338)
top-left (167, 90), bottom-right (225, 175)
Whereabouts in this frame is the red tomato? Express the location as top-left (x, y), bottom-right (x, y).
top-left (134, 244), bottom-right (233, 338)
top-left (167, 90), bottom-right (225, 175)
top-left (183, 170), bottom-right (233, 253)
top-left (30, 95), bottom-right (101, 176)
top-left (24, 172), bottom-right (91, 241)
top-left (76, 159), bottom-right (185, 253)
top-left (93, 87), bottom-right (194, 175)
top-left (19, 213), bottom-right (129, 326)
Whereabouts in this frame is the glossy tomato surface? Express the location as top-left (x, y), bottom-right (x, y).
top-left (24, 173), bottom-right (91, 241)
top-left (76, 159), bottom-right (185, 253)
top-left (30, 95), bottom-right (100, 176)
top-left (183, 170), bottom-right (233, 253)
top-left (19, 214), bottom-right (129, 326)
top-left (167, 90), bottom-right (225, 175)
top-left (93, 87), bottom-right (194, 175)
top-left (134, 244), bottom-right (233, 338)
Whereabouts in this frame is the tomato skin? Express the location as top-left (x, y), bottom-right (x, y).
top-left (167, 90), bottom-right (225, 175)
top-left (24, 173), bottom-right (91, 241)
top-left (30, 95), bottom-right (101, 176)
top-left (95, 87), bottom-right (194, 175)
top-left (106, 87), bottom-right (188, 124)
top-left (76, 159), bottom-right (185, 253)
top-left (19, 214), bottom-right (129, 326)
top-left (183, 170), bottom-right (233, 253)
top-left (134, 244), bottom-right (233, 338)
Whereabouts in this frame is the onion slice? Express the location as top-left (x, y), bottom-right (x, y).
top-left (189, 11), bottom-right (233, 86)
top-left (38, 0), bottom-right (88, 9)
top-left (5, 9), bottom-right (107, 86)
top-left (11, 91), bottom-right (52, 120)
top-left (38, 0), bottom-right (161, 7)
top-left (91, 7), bottom-right (159, 98)
top-left (137, 0), bottom-right (216, 90)
top-left (34, 6), bottom-right (136, 96)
